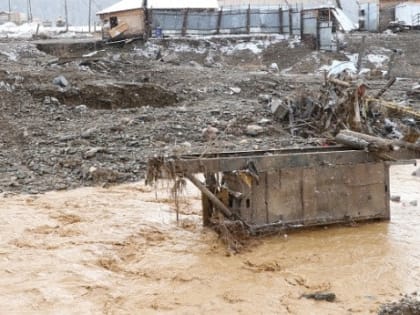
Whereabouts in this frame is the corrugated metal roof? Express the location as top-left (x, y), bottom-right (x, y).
top-left (97, 0), bottom-right (219, 14)
top-left (97, 0), bottom-right (143, 15)
top-left (148, 0), bottom-right (219, 9)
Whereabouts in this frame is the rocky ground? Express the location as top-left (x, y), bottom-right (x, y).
top-left (378, 293), bottom-right (420, 315)
top-left (0, 33), bottom-right (419, 195)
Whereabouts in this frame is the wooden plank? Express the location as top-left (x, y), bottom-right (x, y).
top-left (109, 22), bottom-right (129, 38)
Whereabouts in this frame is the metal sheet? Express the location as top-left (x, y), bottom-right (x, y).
top-left (233, 162), bottom-right (389, 228)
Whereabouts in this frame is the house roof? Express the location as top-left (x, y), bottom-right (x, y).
top-left (147, 0), bottom-right (219, 9)
top-left (97, 0), bottom-right (142, 15)
top-left (97, 0), bottom-right (219, 15)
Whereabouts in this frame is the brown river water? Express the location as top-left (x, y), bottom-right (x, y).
top-left (0, 164), bottom-right (418, 314)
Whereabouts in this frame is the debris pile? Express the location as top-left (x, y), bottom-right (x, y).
top-left (271, 73), bottom-right (419, 142)
top-left (378, 292), bottom-right (420, 315)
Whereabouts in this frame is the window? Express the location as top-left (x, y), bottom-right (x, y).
top-left (110, 16), bottom-right (118, 28)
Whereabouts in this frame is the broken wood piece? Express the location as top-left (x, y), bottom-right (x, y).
top-left (184, 173), bottom-right (233, 219)
top-left (356, 35), bottom-right (366, 72)
top-left (335, 129), bottom-right (420, 153)
top-left (374, 77), bottom-right (396, 99)
top-left (352, 88), bottom-right (362, 131)
top-left (287, 100), bottom-right (296, 136)
top-left (109, 22), bottom-right (129, 38)
top-left (328, 77), bottom-right (351, 88)
top-left (336, 129), bottom-right (391, 151)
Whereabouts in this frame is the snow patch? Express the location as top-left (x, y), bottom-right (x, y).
top-left (0, 22), bottom-right (95, 39)
top-left (319, 54), bottom-right (358, 77)
top-left (366, 54), bottom-right (389, 67)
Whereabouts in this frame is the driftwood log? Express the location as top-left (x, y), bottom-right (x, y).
top-left (184, 174), bottom-right (233, 219)
top-left (335, 129), bottom-right (420, 153)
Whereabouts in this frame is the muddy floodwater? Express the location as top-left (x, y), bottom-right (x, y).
top-left (0, 164), bottom-right (419, 314)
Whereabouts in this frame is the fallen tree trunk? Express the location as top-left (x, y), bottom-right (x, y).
top-left (335, 129), bottom-right (420, 153)
top-left (336, 129), bottom-right (393, 151)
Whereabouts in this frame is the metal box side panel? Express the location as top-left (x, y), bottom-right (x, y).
top-left (229, 162), bottom-right (388, 227)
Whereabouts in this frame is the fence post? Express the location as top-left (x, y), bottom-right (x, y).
top-left (316, 12), bottom-right (320, 50)
top-left (246, 4), bottom-right (251, 34)
top-left (145, 8), bottom-right (153, 39)
top-left (182, 9), bottom-right (189, 36)
top-left (216, 7), bottom-right (223, 34)
top-left (300, 9), bottom-right (304, 39)
top-left (278, 8), bottom-right (283, 34)
top-left (289, 8), bottom-right (293, 35)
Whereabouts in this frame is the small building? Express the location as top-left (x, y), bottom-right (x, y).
top-left (97, 0), bottom-right (219, 39)
top-left (97, 0), bottom-right (144, 39)
top-left (0, 11), bottom-right (9, 24)
top-left (0, 11), bottom-right (27, 25)
top-left (395, 2), bottom-right (420, 27)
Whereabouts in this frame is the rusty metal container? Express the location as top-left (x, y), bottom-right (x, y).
top-left (148, 146), bottom-right (416, 233)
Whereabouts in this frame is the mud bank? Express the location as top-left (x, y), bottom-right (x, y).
top-left (30, 81), bottom-right (178, 109)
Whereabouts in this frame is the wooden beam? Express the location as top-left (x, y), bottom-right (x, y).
top-left (246, 4), bottom-right (251, 34)
top-left (182, 9), bottom-right (189, 36)
top-left (185, 174), bottom-right (233, 219)
top-left (335, 129), bottom-right (420, 153)
top-left (216, 7), bottom-right (223, 35)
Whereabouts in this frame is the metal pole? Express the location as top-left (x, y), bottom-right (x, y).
top-left (8, 0), bottom-right (11, 21)
top-left (64, 0), bottom-right (69, 32)
top-left (88, 0), bottom-right (92, 33)
top-left (27, 0), bottom-right (32, 22)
